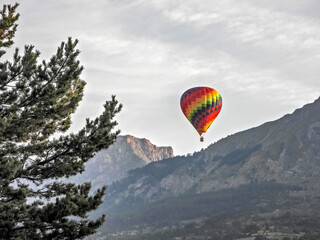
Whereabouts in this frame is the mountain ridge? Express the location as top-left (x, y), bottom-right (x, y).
top-left (98, 97), bottom-right (320, 218)
top-left (85, 97), bottom-right (320, 238)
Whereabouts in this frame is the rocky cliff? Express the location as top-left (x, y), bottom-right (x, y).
top-left (72, 135), bottom-right (173, 190)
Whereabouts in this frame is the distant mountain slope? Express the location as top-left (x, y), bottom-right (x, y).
top-left (71, 135), bottom-right (174, 190)
top-left (95, 97), bottom-right (320, 233)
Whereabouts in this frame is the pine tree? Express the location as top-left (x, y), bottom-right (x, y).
top-left (0, 4), bottom-right (122, 239)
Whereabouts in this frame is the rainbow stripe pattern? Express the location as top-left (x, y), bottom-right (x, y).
top-left (180, 87), bottom-right (222, 136)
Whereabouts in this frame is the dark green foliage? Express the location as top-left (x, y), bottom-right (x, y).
top-left (103, 182), bottom-right (300, 233)
top-left (130, 155), bottom-right (190, 181)
top-left (0, 4), bottom-right (122, 239)
top-left (110, 155), bottom-right (191, 195)
top-left (97, 211), bottom-right (320, 240)
top-left (255, 235), bottom-right (268, 240)
top-left (217, 144), bottom-right (262, 167)
top-left (0, 3), bottom-right (19, 55)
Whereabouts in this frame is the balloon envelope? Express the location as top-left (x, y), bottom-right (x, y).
top-left (180, 87), bottom-right (222, 136)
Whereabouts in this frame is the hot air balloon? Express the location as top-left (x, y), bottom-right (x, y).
top-left (180, 87), bottom-right (222, 142)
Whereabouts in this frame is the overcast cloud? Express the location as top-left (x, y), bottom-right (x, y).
top-left (5, 0), bottom-right (320, 155)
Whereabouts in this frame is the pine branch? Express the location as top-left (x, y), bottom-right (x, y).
top-left (0, 4), bottom-right (122, 239)
top-left (0, 3), bottom-right (19, 52)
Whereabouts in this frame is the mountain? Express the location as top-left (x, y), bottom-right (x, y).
top-left (91, 97), bottom-right (320, 238)
top-left (72, 135), bottom-right (174, 190)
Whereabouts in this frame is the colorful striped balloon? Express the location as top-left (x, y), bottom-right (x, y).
top-left (180, 87), bottom-right (222, 138)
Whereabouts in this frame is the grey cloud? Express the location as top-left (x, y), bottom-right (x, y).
top-left (3, 0), bottom-right (320, 155)
top-left (246, 0), bottom-right (320, 20)
top-left (106, 1), bottom-right (320, 79)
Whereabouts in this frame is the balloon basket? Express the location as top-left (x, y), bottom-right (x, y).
top-left (200, 136), bottom-right (204, 142)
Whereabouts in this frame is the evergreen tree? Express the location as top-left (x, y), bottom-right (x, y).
top-left (0, 3), bottom-right (122, 239)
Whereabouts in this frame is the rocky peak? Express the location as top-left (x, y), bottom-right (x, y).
top-left (121, 135), bottom-right (174, 163)
top-left (71, 135), bottom-right (174, 189)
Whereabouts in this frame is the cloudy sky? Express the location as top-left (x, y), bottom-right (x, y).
top-left (6, 0), bottom-right (320, 155)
